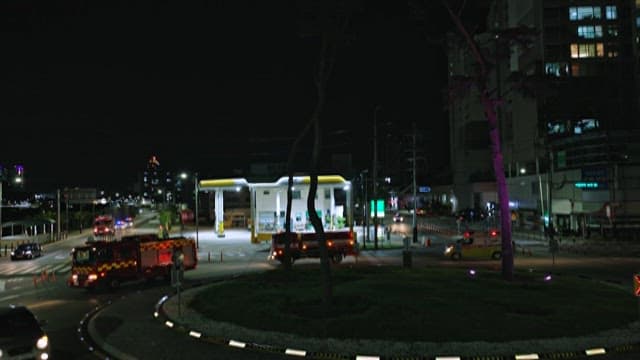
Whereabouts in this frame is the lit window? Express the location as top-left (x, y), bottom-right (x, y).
top-left (545, 62), bottom-right (569, 77)
top-left (605, 6), bottom-right (617, 20)
top-left (577, 25), bottom-right (603, 38)
top-left (569, 6), bottom-right (602, 21)
top-left (569, 43), bottom-right (604, 58)
top-left (547, 120), bottom-right (568, 135)
top-left (573, 118), bottom-right (600, 134)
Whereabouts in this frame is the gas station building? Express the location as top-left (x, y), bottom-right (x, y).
top-left (198, 175), bottom-right (353, 243)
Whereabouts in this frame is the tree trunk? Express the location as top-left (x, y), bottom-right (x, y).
top-left (444, 1), bottom-right (514, 280)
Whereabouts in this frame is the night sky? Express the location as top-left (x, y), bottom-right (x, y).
top-left (1, 1), bottom-right (488, 193)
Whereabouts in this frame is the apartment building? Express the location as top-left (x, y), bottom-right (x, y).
top-left (438, 0), bottom-right (640, 238)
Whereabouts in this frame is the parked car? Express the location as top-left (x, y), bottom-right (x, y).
top-left (0, 304), bottom-right (50, 360)
top-left (10, 243), bottom-right (42, 261)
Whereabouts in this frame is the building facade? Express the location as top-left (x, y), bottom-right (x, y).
top-left (439, 0), bottom-right (640, 238)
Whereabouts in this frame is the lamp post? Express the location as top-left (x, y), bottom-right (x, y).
top-left (0, 179), bottom-right (3, 242)
top-left (360, 169), bottom-right (369, 249)
top-left (373, 105), bottom-right (382, 250)
top-left (195, 172), bottom-right (199, 249)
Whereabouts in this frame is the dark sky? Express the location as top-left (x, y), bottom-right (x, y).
top-left (1, 1), bottom-right (487, 193)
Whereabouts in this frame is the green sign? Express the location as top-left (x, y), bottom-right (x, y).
top-left (370, 199), bottom-right (385, 218)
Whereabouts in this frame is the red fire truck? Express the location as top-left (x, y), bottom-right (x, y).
top-left (68, 233), bottom-right (197, 290)
top-left (92, 215), bottom-right (115, 237)
top-left (268, 230), bottom-right (358, 264)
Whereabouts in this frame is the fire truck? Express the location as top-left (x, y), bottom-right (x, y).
top-left (268, 230), bottom-right (358, 264)
top-left (68, 233), bottom-right (197, 290)
top-left (92, 215), bottom-right (115, 237)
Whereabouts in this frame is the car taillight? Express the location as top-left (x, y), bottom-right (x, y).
top-left (490, 230), bottom-right (497, 237)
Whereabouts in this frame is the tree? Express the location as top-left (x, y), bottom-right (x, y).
top-left (283, 2), bottom-right (355, 308)
top-left (411, 0), bottom-right (537, 280)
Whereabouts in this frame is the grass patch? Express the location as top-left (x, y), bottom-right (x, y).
top-left (189, 265), bottom-right (636, 343)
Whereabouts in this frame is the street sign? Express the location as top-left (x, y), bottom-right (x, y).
top-left (419, 186), bottom-right (431, 193)
top-left (634, 274), bottom-right (640, 297)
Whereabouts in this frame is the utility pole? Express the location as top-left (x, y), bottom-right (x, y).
top-left (65, 190), bottom-right (69, 234)
top-left (57, 189), bottom-right (61, 241)
top-left (548, 147), bottom-right (554, 233)
top-left (373, 105), bottom-right (381, 250)
top-left (412, 122), bottom-right (418, 244)
top-left (195, 172), bottom-right (199, 249)
top-left (362, 170), bottom-right (368, 249)
top-left (0, 180), bottom-right (3, 242)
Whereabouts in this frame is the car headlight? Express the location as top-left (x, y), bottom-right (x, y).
top-left (10, 251), bottom-right (15, 256)
top-left (37, 335), bottom-right (49, 349)
top-left (444, 246), bottom-right (453, 254)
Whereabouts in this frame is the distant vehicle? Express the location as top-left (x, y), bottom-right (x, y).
top-left (93, 215), bottom-right (115, 236)
top-left (393, 213), bottom-right (404, 222)
top-left (0, 304), bottom-right (50, 360)
top-left (10, 243), bottom-right (42, 261)
top-left (444, 229), bottom-right (501, 260)
top-left (114, 216), bottom-right (134, 229)
top-left (269, 230), bottom-right (358, 264)
top-left (454, 207), bottom-right (488, 222)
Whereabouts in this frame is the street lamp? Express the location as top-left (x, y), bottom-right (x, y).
top-left (179, 172), bottom-right (199, 249)
top-left (195, 172), bottom-right (199, 249)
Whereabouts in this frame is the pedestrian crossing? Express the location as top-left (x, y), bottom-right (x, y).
top-left (0, 261), bottom-right (71, 277)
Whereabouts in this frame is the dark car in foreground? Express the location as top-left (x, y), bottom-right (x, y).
top-left (0, 305), bottom-right (50, 360)
top-left (10, 243), bottom-right (42, 261)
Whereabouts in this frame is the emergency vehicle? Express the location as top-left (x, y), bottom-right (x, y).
top-left (68, 233), bottom-right (197, 290)
top-left (444, 228), bottom-right (501, 260)
top-left (268, 230), bottom-right (358, 264)
top-left (93, 215), bottom-right (115, 237)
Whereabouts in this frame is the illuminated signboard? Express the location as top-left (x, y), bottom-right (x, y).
top-left (574, 182), bottom-right (600, 189)
top-left (370, 199), bottom-right (385, 218)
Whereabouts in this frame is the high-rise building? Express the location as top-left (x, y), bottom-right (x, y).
top-left (142, 155), bottom-right (162, 203)
top-left (441, 0), bottom-right (640, 237)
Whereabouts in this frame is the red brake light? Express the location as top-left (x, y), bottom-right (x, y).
top-left (490, 230), bottom-right (497, 237)
top-left (463, 232), bottom-right (470, 238)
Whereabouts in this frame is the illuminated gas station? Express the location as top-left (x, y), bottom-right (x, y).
top-left (198, 175), bottom-right (353, 243)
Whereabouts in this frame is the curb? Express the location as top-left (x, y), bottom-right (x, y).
top-left (153, 280), bottom-right (640, 360)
